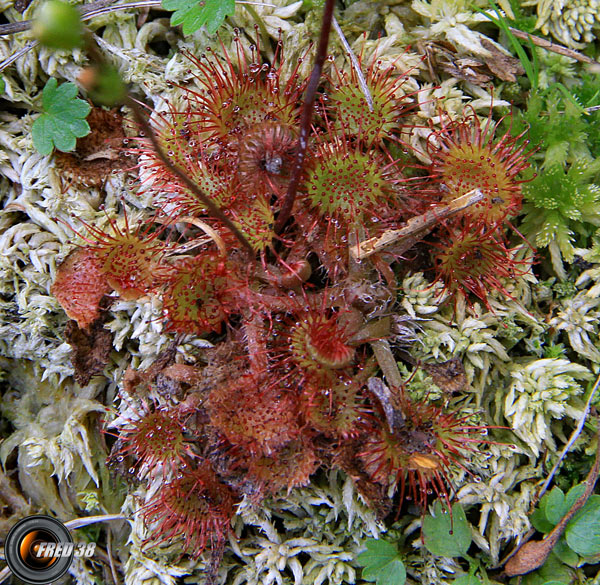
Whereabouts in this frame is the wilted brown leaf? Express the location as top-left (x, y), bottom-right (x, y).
top-left (481, 38), bottom-right (525, 82)
top-left (54, 107), bottom-right (134, 187)
top-left (65, 318), bottom-right (113, 386)
top-left (423, 357), bottom-right (467, 394)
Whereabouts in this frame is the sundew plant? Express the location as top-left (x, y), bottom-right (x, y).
top-left (3, 0), bottom-right (600, 584)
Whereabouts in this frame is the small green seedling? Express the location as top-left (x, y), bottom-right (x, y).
top-left (32, 77), bottom-right (91, 155)
top-left (161, 0), bottom-right (235, 35)
top-left (356, 538), bottom-right (407, 585)
top-left (0, 77), bottom-right (5, 93)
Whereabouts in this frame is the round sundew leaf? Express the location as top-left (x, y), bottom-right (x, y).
top-left (305, 142), bottom-right (389, 222)
top-left (51, 247), bottom-right (111, 329)
top-left (423, 501), bottom-right (472, 558)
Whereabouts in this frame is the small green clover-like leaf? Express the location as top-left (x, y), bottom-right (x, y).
top-left (553, 536), bottom-right (579, 568)
top-left (521, 551), bottom-right (573, 585)
top-left (356, 539), bottom-right (407, 585)
top-left (161, 0), bottom-right (234, 35)
top-left (544, 487), bottom-right (566, 526)
top-left (423, 502), bottom-right (472, 558)
top-left (565, 494), bottom-right (600, 556)
top-left (32, 77), bottom-right (91, 155)
top-left (0, 77), bottom-right (5, 94)
top-left (530, 507), bottom-right (555, 534)
top-left (531, 483), bottom-right (588, 534)
top-left (564, 483), bottom-right (586, 511)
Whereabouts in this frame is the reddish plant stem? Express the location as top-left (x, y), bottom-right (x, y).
top-left (243, 310), bottom-right (268, 375)
top-left (125, 97), bottom-right (255, 257)
top-left (274, 0), bottom-right (336, 234)
top-left (81, 34), bottom-right (255, 257)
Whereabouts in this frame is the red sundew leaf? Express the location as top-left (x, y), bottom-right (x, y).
top-left (51, 247), bottom-right (112, 330)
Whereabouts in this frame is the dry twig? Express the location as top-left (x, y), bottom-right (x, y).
top-left (503, 418), bottom-right (600, 577)
top-left (351, 189), bottom-right (484, 260)
top-left (274, 0), bottom-right (336, 233)
top-left (508, 27), bottom-right (598, 65)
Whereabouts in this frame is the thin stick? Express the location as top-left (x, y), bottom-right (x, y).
top-left (106, 526), bottom-right (120, 585)
top-left (0, 41), bottom-right (38, 73)
top-left (175, 217), bottom-right (227, 257)
top-left (274, 0), bottom-right (336, 234)
top-left (508, 27), bottom-right (597, 65)
top-left (65, 513), bottom-right (129, 529)
top-left (332, 16), bottom-right (373, 112)
top-left (165, 235), bottom-right (213, 255)
top-left (0, 0), bottom-right (273, 36)
top-left (370, 338), bottom-right (404, 390)
top-left (536, 372), bottom-right (600, 504)
top-left (351, 188), bottom-right (484, 260)
top-left (126, 96), bottom-right (254, 257)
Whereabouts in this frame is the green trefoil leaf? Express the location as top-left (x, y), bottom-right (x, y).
top-left (32, 77), bottom-right (91, 155)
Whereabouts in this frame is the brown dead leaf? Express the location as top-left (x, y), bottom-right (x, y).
top-left (481, 38), bottom-right (525, 82)
top-left (54, 107), bottom-right (134, 187)
top-left (334, 440), bottom-right (394, 520)
top-left (121, 344), bottom-right (178, 396)
top-left (423, 357), bottom-right (467, 394)
top-left (161, 363), bottom-right (204, 386)
top-left (418, 38), bottom-right (524, 85)
top-left (505, 539), bottom-right (553, 577)
top-left (440, 58), bottom-right (493, 85)
top-left (65, 318), bottom-right (113, 386)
